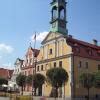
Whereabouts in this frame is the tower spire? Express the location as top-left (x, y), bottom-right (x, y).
top-left (50, 0), bottom-right (68, 35)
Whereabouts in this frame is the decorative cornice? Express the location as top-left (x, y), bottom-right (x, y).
top-left (36, 54), bottom-right (72, 64)
top-left (74, 54), bottom-right (100, 61)
top-left (21, 65), bottom-right (34, 70)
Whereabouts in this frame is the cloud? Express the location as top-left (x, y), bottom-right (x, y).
top-left (0, 43), bottom-right (14, 54)
top-left (31, 31), bottom-right (48, 42)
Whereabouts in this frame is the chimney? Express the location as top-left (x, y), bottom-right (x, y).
top-left (68, 35), bottom-right (73, 38)
top-left (93, 39), bottom-right (98, 46)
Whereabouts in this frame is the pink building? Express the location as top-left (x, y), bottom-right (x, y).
top-left (21, 46), bottom-right (39, 92)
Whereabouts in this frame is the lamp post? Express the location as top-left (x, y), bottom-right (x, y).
top-left (32, 32), bottom-right (36, 100)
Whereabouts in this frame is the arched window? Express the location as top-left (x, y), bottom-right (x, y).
top-left (59, 7), bottom-right (65, 20)
top-left (52, 6), bottom-right (57, 20)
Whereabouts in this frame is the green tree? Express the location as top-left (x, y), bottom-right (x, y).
top-left (33, 73), bottom-right (45, 96)
top-left (46, 67), bottom-right (68, 97)
top-left (0, 77), bottom-right (8, 85)
top-left (94, 71), bottom-right (100, 88)
top-left (79, 73), bottom-right (94, 100)
top-left (16, 74), bottom-right (26, 95)
top-left (0, 77), bottom-right (8, 92)
top-left (26, 74), bottom-right (33, 85)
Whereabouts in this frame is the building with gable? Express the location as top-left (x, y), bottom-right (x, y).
top-left (0, 68), bottom-right (13, 80)
top-left (35, 0), bottom-right (100, 98)
top-left (0, 68), bottom-right (14, 90)
top-left (10, 58), bottom-right (24, 90)
top-left (11, 58), bottom-right (23, 83)
top-left (21, 45), bottom-right (39, 92)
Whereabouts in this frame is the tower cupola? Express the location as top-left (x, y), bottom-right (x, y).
top-left (50, 0), bottom-right (68, 35)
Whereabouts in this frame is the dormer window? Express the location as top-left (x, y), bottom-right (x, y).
top-left (88, 50), bottom-right (92, 56)
top-left (75, 48), bottom-right (80, 53)
top-left (74, 44), bottom-right (80, 53)
top-left (87, 48), bottom-right (92, 56)
top-left (97, 50), bottom-right (100, 56)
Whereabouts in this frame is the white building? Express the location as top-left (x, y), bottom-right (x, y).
top-left (10, 58), bottom-right (23, 90)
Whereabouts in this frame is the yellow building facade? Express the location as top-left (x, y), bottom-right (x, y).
top-left (35, 0), bottom-right (100, 98)
top-left (36, 32), bottom-right (100, 98)
top-left (36, 32), bottom-right (72, 97)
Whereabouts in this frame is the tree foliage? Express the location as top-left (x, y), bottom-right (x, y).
top-left (79, 73), bottom-right (94, 100)
top-left (79, 73), bottom-right (94, 89)
top-left (16, 74), bottom-right (26, 87)
top-left (16, 74), bottom-right (26, 95)
top-left (46, 67), bottom-right (68, 97)
top-left (26, 74), bottom-right (33, 85)
top-left (94, 71), bottom-right (100, 88)
top-left (33, 73), bottom-right (45, 88)
top-left (46, 67), bottom-right (68, 87)
top-left (32, 73), bottom-right (45, 96)
top-left (0, 77), bottom-right (8, 85)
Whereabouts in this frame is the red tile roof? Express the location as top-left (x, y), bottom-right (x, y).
top-left (66, 36), bottom-right (100, 60)
top-left (67, 37), bottom-right (100, 49)
top-left (31, 48), bottom-right (40, 57)
top-left (26, 47), bottom-right (40, 57)
top-left (0, 68), bottom-right (14, 80)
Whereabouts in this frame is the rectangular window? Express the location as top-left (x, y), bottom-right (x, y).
top-left (78, 61), bottom-right (82, 68)
top-left (28, 70), bottom-right (30, 75)
top-left (49, 49), bottom-right (52, 54)
top-left (98, 65), bottom-right (100, 70)
top-left (27, 59), bottom-right (28, 63)
top-left (54, 62), bottom-right (56, 68)
top-left (86, 62), bottom-right (88, 69)
top-left (25, 71), bottom-right (27, 76)
top-left (41, 65), bottom-right (44, 71)
top-left (30, 58), bottom-right (33, 65)
top-left (59, 61), bottom-right (62, 67)
top-left (37, 66), bottom-right (39, 71)
top-left (22, 72), bottom-right (24, 75)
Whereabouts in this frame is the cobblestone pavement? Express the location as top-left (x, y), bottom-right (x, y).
top-left (0, 97), bottom-right (10, 100)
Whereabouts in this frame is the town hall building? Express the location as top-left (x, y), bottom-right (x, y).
top-left (35, 0), bottom-right (100, 98)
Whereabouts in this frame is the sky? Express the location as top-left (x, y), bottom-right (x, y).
top-left (0, 0), bottom-right (100, 69)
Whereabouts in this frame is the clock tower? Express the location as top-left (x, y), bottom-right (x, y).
top-left (50, 0), bottom-right (68, 35)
